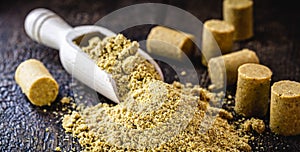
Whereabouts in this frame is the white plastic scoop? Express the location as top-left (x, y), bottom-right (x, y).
top-left (24, 8), bottom-right (164, 103)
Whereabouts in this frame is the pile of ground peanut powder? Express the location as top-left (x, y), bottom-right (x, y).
top-left (62, 34), bottom-right (256, 151)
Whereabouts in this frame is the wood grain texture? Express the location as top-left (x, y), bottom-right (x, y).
top-left (0, 0), bottom-right (299, 151)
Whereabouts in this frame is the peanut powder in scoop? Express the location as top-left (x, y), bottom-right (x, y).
top-left (81, 34), bottom-right (161, 102)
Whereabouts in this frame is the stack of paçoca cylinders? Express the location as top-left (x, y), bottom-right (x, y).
top-left (145, 0), bottom-right (300, 137)
top-left (203, 0), bottom-right (300, 137)
top-left (202, 0), bottom-right (253, 68)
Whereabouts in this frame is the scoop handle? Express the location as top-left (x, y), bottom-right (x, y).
top-left (24, 8), bottom-right (72, 50)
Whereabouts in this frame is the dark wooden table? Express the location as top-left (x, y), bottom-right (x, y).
top-left (1, 0), bottom-right (299, 151)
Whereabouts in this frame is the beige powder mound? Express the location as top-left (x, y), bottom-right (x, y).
top-left (63, 34), bottom-right (252, 151)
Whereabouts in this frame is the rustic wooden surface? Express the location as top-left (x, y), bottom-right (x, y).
top-left (0, 0), bottom-right (299, 151)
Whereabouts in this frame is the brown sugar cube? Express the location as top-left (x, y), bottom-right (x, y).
top-left (208, 48), bottom-right (259, 89)
top-left (270, 80), bottom-right (300, 136)
top-left (223, 0), bottom-right (253, 41)
top-left (15, 59), bottom-right (59, 106)
top-left (235, 63), bottom-right (272, 117)
top-left (146, 26), bottom-right (195, 61)
top-left (202, 19), bottom-right (235, 66)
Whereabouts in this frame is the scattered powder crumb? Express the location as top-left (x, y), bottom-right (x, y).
top-left (208, 84), bottom-right (216, 90)
top-left (45, 128), bottom-right (49, 132)
top-left (218, 108), bottom-right (233, 120)
top-left (180, 71), bottom-right (187, 76)
top-left (241, 118), bottom-right (265, 134)
top-left (67, 109), bottom-right (72, 114)
top-left (60, 97), bottom-right (71, 104)
top-left (53, 111), bottom-right (58, 115)
top-left (54, 147), bottom-right (61, 151)
top-left (217, 91), bottom-right (225, 98)
top-left (62, 34), bottom-right (253, 151)
top-left (62, 107), bottom-right (67, 112)
top-left (43, 109), bottom-right (47, 113)
top-left (71, 102), bottom-right (77, 109)
top-left (185, 82), bottom-right (193, 88)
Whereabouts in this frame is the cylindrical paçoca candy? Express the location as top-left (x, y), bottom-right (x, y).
top-left (223, 0), bottom-right (253, 41)
top-left (208, 48), bottom-right (259, 89)
top-left (146, 26), bottom-right (195, 61)
top-left (201, 19), bottom-right (235, 66)
top-left (15, 59), bottom-right (59, 106)
top-left (235, 63), bottom-right (272, 117)
top-left (270, 80), bottom-right (300, 136)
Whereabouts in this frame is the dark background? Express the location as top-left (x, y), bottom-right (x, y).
top-left (0, 0), bottom-right (299, 151)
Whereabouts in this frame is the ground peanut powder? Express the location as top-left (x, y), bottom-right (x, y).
top-left (63, 34), bottom-right (253, 151)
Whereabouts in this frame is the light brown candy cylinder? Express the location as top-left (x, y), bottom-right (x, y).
top-left (15, 59), bottom-right (59, 106)
top-left (235, 63), bottom-right (272, 117)
top-left (208, 49), bottom-right (259, 89)
top-left (146, 26), bottom-right (195, 61)
top-left (270, 80), bottom-right (300, 136)
top-left (223, 0), bottom-right (253, 41)
top-left (201, 19), bottom-right (235, 66)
